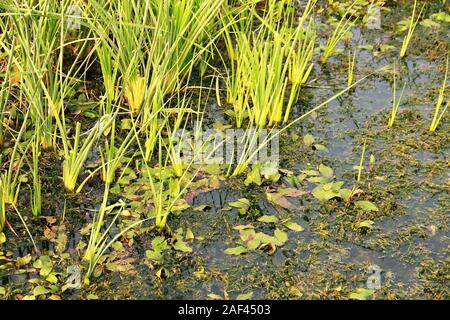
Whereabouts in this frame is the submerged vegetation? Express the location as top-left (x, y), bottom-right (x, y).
top-left (0, 0), bottom-right (448, 300)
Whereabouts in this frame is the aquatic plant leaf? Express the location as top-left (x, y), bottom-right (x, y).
top-left (33, 286), bottom-right (50, 296)
top-left (258, 215), bottom-right (279, 223)
top-left (233, 224), bottom-right (254, 231)
top-left (355, 200), bottom-right (378, 212)
top-left (340, 188), bottom-right (352, 201)
top-left (16, 254), bottom-right (32, 267)
top-left (229, 198), bottom-right (250, 215)
top-left (193, 205), bottom-right (210, 212)
top-left (246, 239), bottom-right (261, 251)
top-left (45, 273), bottom-right (58, 284)
top-left (312, 187), bottom-right (341, 201)
top-left (208, 293), bottom-right (224, 300)
top-left (283, 222), bottom-right (304, 232)
top-left (173, 241), bottom-right (192, 253)
top-left (0, 286), bottom-right (5, 296)
top-left (225, 246), bottom-right (248, 255)
top-left (314, 144), bottom-right (328, 152)
top-left (370, 154), bottom-right (376, 166)
top-left (432, 12), bottom-right (450, 22)
top-left (303, 134), bottom-right (315, 146)
top-left (244, 165), bottom-right (262, 186)
top-left (358, 44), bottom-right (373, 51)
top-left (146, 250), bottom-right (162, 261)
top-left (319, 164), bottom-right (334, 179)
top-left (349, 288), bottom-right (374, 300)
top-left (236, 292), bottom-right (253, 300)
top-left (274, 229), bottom-right (288, 245)
top-left (260, 162), bottom-right (280, 181)
top-left (355, 220), bottom-right (374, 229)
top-left (255, 232), bottom-right (274, 245)
top-left (278, 188), bottom-right (308, 197)
top-left (301, 170), bottom-right (320, 176)
top-left (0, 232), bottom-right (5, 244)
top-left (307, 176), bottom-right (329, 184)
top-left (420, 19), bottom-right (440, 29)
top-left (106, 258), bottom-right (136, 274)
top-left (33, 256), bottom-right (53, 277)
top-left (239, 228), bottom-right (256, 242)
top-left (185, 229), bottom-right (195, 241)
top-left (266, 192), bottom-right (291, 209)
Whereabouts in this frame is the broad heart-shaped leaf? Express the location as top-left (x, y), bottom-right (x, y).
top-left (225, 246), bottom-right (248, 255)
top-left (173, 240), bottom-right (192, 253)
top-left (283, 222), bottom-right (304, 232)
top-left (33, 286), bottom-right (50, 296)
top-left (355, 200), bottom-right (379, 212)
top-left (258, 215), bottom-right (279, 223)
top-left (319, 164), bottom-right (334, 179)
top-left (236, 292), bottom-right (254, 300)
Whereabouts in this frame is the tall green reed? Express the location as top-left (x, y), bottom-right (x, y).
top-left (430, 56), bottom-right (448, 132)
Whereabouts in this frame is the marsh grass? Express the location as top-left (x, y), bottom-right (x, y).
top-left (0, 34), bottom-right (14, 146)
top-left (399, 0), bottom-right (423, 59)
top-left (430, 56), bottom-right (449, 132)
top-left (320, 0), bottom-right (358, 64)
top-left (30, 131), bottom-right (42, 217)
top-left (60, 115), bottom-right (114, 192)
top-left (347, 50), bottom-right (357, 87)
top-left (387, 63), bottom-right (406, 128)
top-left (0, 175), bottom-right (5, 232)
top-left (0, 110), bottom-right (30, 206)
top-left (221, 0), bottom-right (317, 128)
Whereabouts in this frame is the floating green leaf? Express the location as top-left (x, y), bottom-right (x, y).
top-left (283, 222), bottom-right (304, 232)
top-left (274, 229), bottom-right (288, 245)
top-left (355, 200), bottom-right (379, 212)
top-left (236, 292), bottom-right (253, 300)
top-left (229, 198), bottom-right (250, 214)
top-left (33, 286), bottom-right (50, 296)
top-left (349, 288), bottom-right (374, 300)
top-left (225, 246), bottom-right (248, 255)
top-left (355, 220), bottom-right (374, 230)
top-left (319, 164), bottom-right (334, 179)
top-left (303, 134), bottom-right (315, 146)
top-left (173, 241), bottom-right (192, 253)
top-left (0, 232), bottom-right (6, 244)
top-left (258, 215), bottom-right (279, 223)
